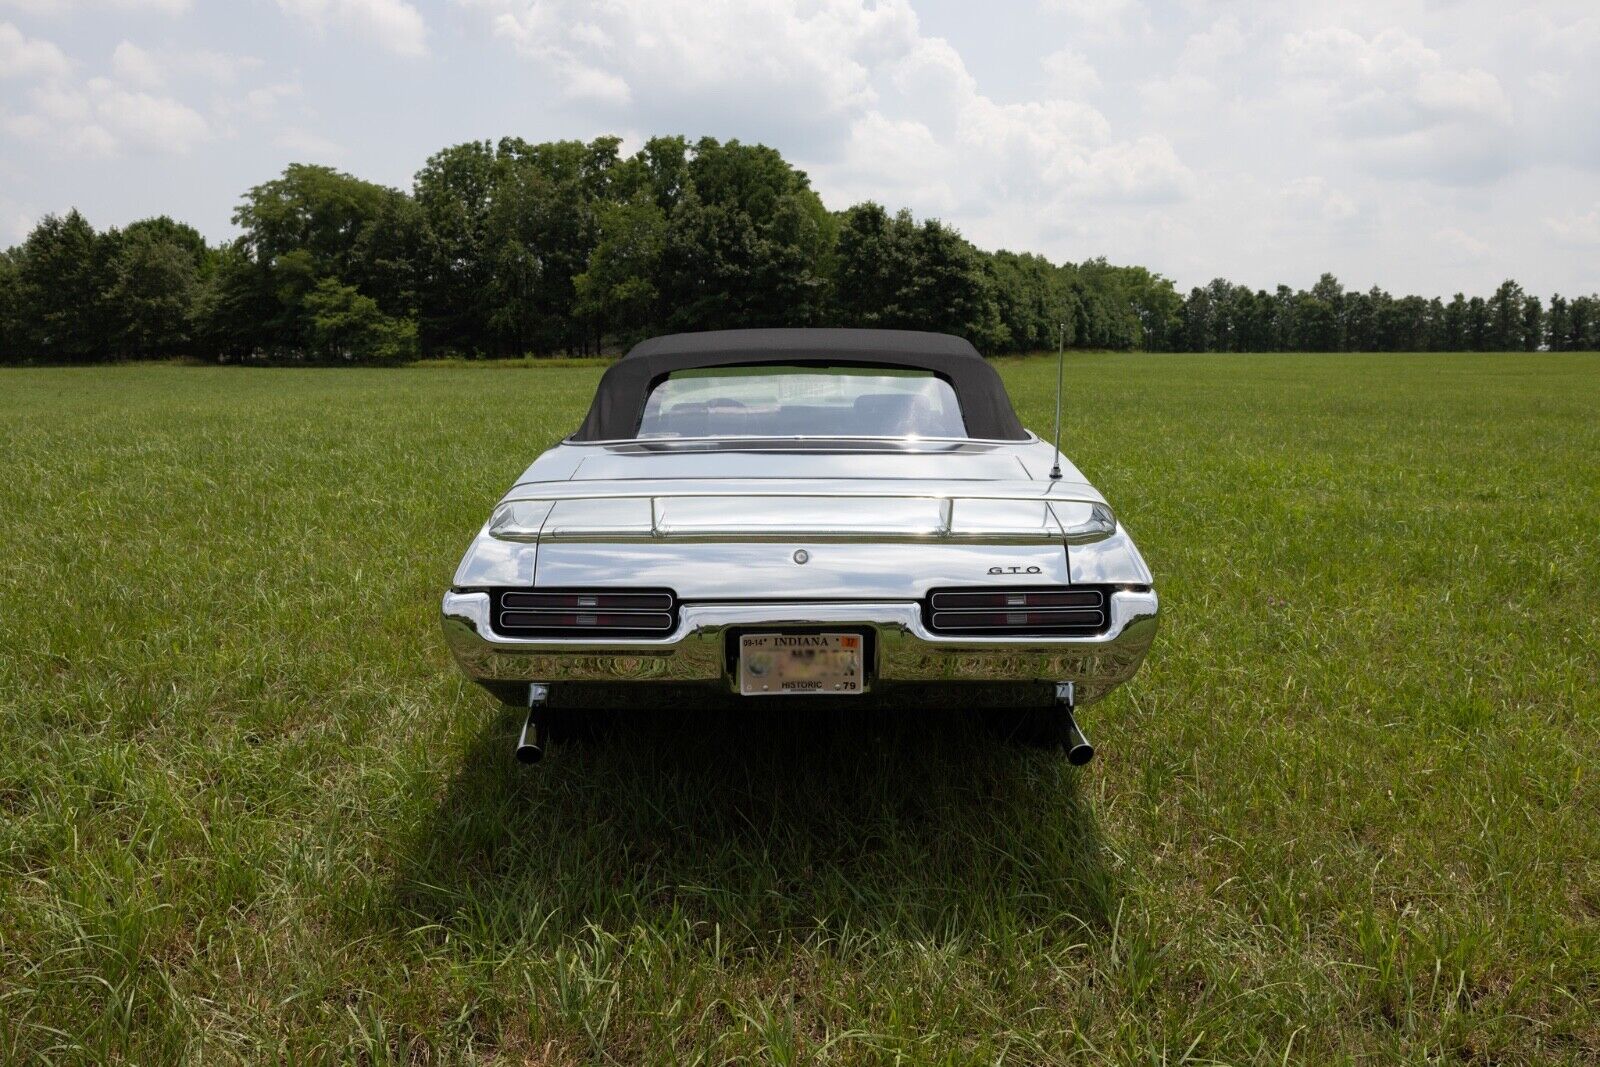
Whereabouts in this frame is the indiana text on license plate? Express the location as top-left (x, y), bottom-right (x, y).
top-left (738, 633), bottom-right (863, 696)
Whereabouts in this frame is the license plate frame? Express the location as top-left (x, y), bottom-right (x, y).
top-left (737, 632), bottom-right (865, 696)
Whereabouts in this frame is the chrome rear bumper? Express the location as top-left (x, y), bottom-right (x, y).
top-left (441, 589), bottom-right (1157, 707)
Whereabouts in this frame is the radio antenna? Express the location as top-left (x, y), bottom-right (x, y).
top-left (1049, 322), bottom-right (1065, 480)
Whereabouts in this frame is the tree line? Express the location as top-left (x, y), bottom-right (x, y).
top-left (1, 134), bottom-right (1596, 364)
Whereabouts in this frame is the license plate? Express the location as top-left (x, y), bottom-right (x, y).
top-left (738, 633), bottom-right (864, 696)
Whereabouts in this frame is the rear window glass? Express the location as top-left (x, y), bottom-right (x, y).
top-left (636, 365), bottom-right (968, 439)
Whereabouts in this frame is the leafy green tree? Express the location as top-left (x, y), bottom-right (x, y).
top-left (1343, 287), bottom-right (1377, 351)
top-left (1465, 296), bottom-right (1490, 350)
top-left (658, 138), bottom-right (832, 331)
top-left (1546, 295), bottom-right (1570, 351)
top-left (829, 203), bottom-right (1005, 347)
top-left (906, 218), bottom-right (1005, 349)
top-left (1294, 273), bottom-right (1343, 351)
top-left (303, 277), bottom-right (418, 363)
top-left (1267, 286), bottom-right (1297, 351)
top-left (1567, 296), bottom-right (1597, 351)
top-left (833, 202), bottom-right (917, 329)
top-left (13, 210), bottom-right (111, 362)
top-left (106, 224), bottom-right (201, 357)
top-left (487, 137), bottom-right (624, 355)
top-left (1488, 280), bottom-right (1524, 350)
top-left (1180, 284), bottom-right (1213, 352)
top-left (573, 195), bottom-right (667, 345)
top-left (190, 241), bottom-right (273, 360)
top-left (1081, 259), bottom-right (1177, 350)
top-left (0, 248), bottom-right (19, 361)
top-left (1114, 265), bottom-right (1183, 351)
top-left (236, 165), bottom-right (402, 277)
top-left (218, 164), bottom-right (419, 359)
top-left (1422, 298), bottom-right (1446, 351)
top-left (122, 216), bottom-right (210, 271)
top-left (1520, 294), bottom-right (1543, 351)
top-left (1382, 295), bottom-right (1433, 351)
top-left (989, 249), bottom-right (1076, 354)
top-left (347, 195), bottom-right (427, 327)
top-left (414, 135), bottom-right (628, 356)
top-left (1238, 289), bottom-right (1275, 352)
top-left (413, 141), bottom-right (499, 356)
top-left (637, 135), bottom-right (690, 213)
top-left (1440, 294), bottom-right (1467, 350)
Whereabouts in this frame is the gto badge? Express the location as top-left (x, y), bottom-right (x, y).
top-left (988, 565), bottom-right (1042, 575)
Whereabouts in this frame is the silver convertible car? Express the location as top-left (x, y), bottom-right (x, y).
top-left (442, 329), bottom-right (1158, 762)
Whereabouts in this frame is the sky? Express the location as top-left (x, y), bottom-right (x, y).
top-left (2, 0), bottom-right (1598, 297)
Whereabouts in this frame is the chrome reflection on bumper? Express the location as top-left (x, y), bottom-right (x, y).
top-left (441, 589), bottom-right (1158, 706)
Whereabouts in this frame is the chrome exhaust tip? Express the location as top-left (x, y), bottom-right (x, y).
top-left (516, 684), bottom-right (550, 764)
top-left (1062, 715), bottom-right (1095, 766)
top-left (1055, 681), bottom-right (1095, 765)
top-left (514, 719), bottom-right (543, 764)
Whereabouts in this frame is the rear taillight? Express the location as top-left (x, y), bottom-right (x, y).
top-left (492, 589), bottom-right (677, 637)
top-left (925, 587), bottom-right (1108, 635)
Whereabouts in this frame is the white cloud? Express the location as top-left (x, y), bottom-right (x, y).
top-left (193, 50), bottom-right (263, 85)
top-left (4, 76), bottom-right (210, 156)
top-left (1544, 204), bottom-right (1600, 247)
top-left (1282, 26), bottom-right (1513, 182)
top-left (1, 0), bottom-right (192, 12)
top-left (1042, 47), bottom-right (1100, 95)
top-left (1434, 227), bottom-right (1489, 258)
top-left (111, 40), bottom-right (259, 88)
top-left (112, 0), bottom-right (190, 11)
top-left (1040, 0), bottom-right (1146, 40)
top-left (0, 20), bottom-right (71, 80)
top-left (95, 82), bottom-right (209, 150)
top-left (1179, 15), bottom-right (1246, 69)
top-left (111, 39), bottom-right (163, 88)
top-left (1283, 176), bottom-right (1358, 223)
top-left (563, 65), bottom-right (631, 106)
top-left (276, 0), bottom-right (429, 57)
top-left (1526, 71), bottom-right (1562, 99)
top-left (458, 0), bottom-right (903, 125)
top-left (829, 112), bottom-right (958, 212)
top-left (274, 126), bottom-right (344, 159)
top-left (1071, 136), bottom-right (1194, 203)
top-left (231, 80), bottom-right (303, 121)
top-left (457, 0), bottom-right (1193, 232)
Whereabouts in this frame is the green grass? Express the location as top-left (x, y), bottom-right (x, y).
top-left (1, 354), bottom-right (1597, 1064)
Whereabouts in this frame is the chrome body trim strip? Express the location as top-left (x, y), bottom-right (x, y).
top-left (483, 484), bottom-right (1116, 547)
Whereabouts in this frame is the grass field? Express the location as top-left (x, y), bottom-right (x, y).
top-left (1, 354), bottom-right (1597, 1064)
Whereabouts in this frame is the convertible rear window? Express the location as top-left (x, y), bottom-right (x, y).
top-left (636, 365), bottom-right (968, 439)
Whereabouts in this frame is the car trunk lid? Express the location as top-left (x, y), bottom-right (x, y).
top-left (484, 477), bottom-right (1112, 600)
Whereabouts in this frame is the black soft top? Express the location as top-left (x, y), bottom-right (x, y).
top-left (570, 328), bottom-right (1028, 441)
